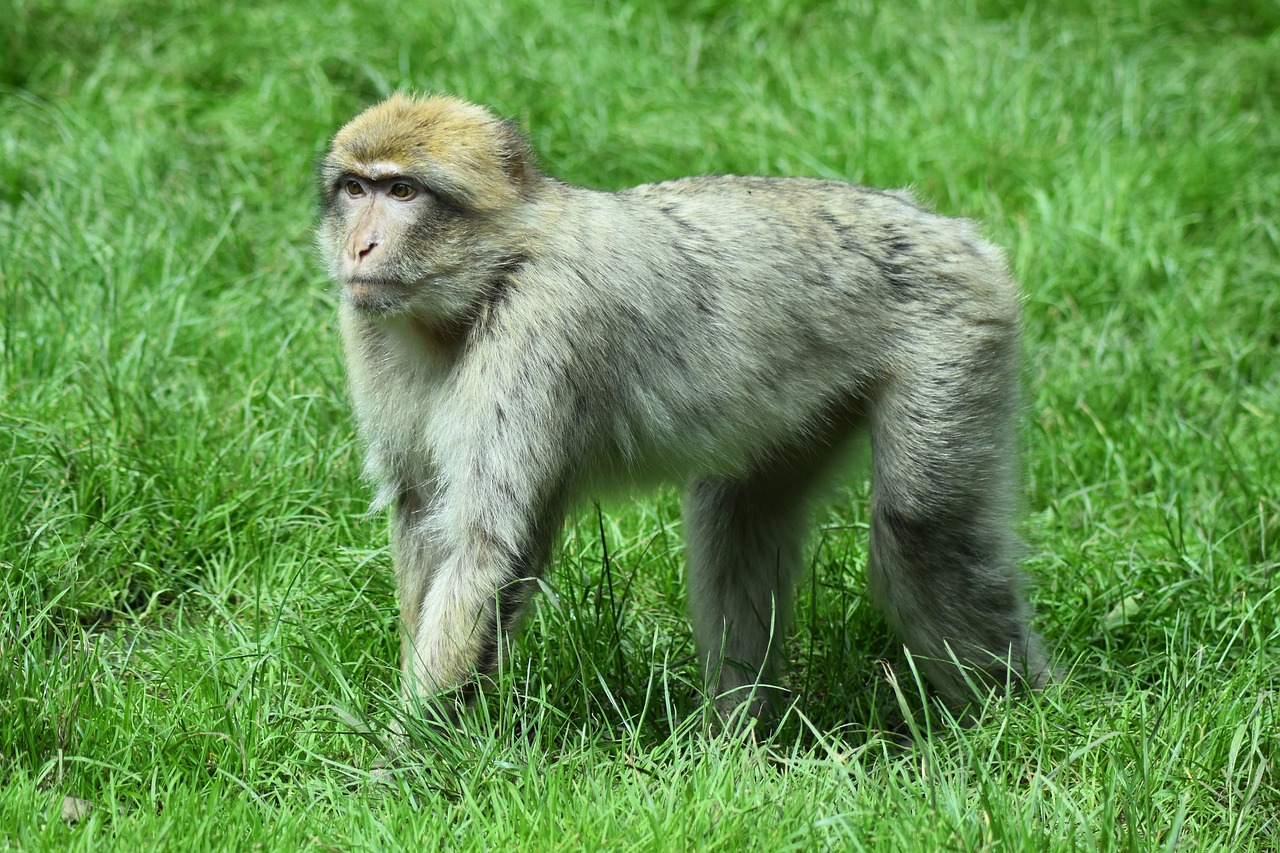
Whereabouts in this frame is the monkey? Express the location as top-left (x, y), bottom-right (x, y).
top-left (316, 92), bottom-right (1051, 724)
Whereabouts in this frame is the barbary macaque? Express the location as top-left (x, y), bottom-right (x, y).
top-left (316, 92), bottom-right (1050, 722)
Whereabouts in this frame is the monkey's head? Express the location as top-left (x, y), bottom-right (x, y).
top-left (317, 93), bottom-right (539, 320)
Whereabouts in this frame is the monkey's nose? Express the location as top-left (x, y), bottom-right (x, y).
top-left (347, 228), bottom-right (383, 265)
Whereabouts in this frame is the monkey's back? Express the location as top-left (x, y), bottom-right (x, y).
top-left (480, 176), bottom-right (1019, 485)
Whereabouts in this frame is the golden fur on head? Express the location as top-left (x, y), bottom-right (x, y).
top-left (325, 92), bottom-right (536, 212)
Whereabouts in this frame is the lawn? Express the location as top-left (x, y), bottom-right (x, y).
top-left (2, 0), bottom-right (1277, 848)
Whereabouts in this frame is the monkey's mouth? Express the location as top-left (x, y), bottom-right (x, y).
top-left (346, 276), bottom-right (401, 290)
top-left (344, 277), bottom-right (409, 312)
top-left (345, 276), bottom-right (404, 294)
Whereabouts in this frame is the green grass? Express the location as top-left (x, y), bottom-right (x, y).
top-left (2, 0), bottom-right (1277, 847)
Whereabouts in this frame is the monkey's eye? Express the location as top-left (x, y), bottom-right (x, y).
top-left (389, 182), bottom-right (417, 200)
top-left (344, 179), bottom-right (365, 197)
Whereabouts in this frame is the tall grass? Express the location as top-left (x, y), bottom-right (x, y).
top-left (2, 0), bottom-right (1277, 847)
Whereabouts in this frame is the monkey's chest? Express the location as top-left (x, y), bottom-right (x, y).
top-left (342, 316), bottom-right (454, 490)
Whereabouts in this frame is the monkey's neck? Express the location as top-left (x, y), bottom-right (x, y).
top-left (346, 310), bottom-right (467, 374)
top-left (403, 315), bottom-right (468, 363)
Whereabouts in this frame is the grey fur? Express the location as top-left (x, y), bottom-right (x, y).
top-left (317, 93), bottom-right (1050, 722)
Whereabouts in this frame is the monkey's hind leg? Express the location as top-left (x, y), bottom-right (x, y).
top-left (867, 356), bottom-right (1050, 707)
top-left (684, 440), bottom-right (846, 723)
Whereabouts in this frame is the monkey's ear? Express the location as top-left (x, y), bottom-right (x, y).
top-left (496, 119), bottom-right (537, 190)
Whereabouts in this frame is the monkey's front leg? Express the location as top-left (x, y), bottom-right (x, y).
top-left (396, 475), bottom-right (561, 710)
top-left (404, 536), bottom-right (520, 700)
top-left (389, 487), bottom-right (444, 691)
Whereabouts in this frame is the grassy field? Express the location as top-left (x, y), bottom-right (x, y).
top-left (2, 0), bottom-right (1277, 847)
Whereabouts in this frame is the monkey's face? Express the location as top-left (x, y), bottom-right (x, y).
top-left (318, 167), bottom-right (455, 316)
